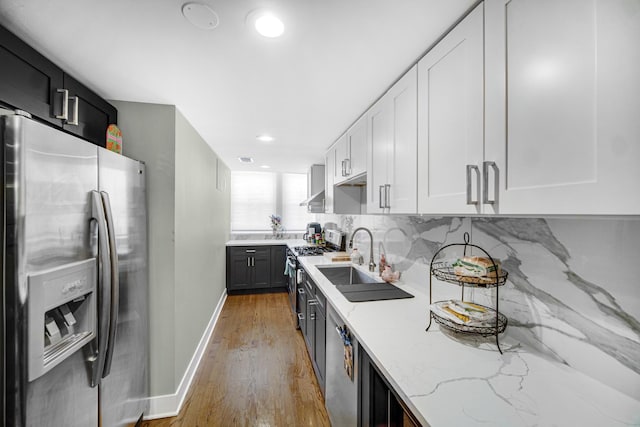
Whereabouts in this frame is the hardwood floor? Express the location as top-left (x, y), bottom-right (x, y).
top-left (141, 293), bottom-right (331, 427)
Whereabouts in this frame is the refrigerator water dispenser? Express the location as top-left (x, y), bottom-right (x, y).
top-left (27, 258), bottom-right (97, 381)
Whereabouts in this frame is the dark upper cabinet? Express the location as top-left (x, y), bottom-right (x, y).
top-left (62, 74), bottom-right (117, 147)
top-left (270, 245), bottom-right (287, 288)
top-left (0, 25), bottom-right (64, 127)
top-left (0, 24), bottom-right (116, 147)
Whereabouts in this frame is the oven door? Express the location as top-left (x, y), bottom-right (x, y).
top-left (285, 249), bottom-right (298, 324)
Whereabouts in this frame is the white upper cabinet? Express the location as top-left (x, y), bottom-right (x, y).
top-left (324, 148), bottom-right (335, 213)
top-left (347, 116), bottom-right (367, 179)
top-left (332, 135), bottom-right (346, 183)
top-left (417, 4), bottom-right (484, 214)
top-left (484, 0), bottom-right (640, 214)
top-left (367, 65), bottom-right (418, 214)
top-left (335, 116), bottom-right (367, 185)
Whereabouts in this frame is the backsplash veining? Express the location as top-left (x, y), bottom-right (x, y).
top-left (317, 213), bottom-right (640, 401)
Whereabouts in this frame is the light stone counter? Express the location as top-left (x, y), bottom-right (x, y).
top-left (298, 255), bottom-right (640, 427)
top-left (225, 239), bottom-right (307, 247)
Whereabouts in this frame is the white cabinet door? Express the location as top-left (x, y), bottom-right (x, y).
top-left (388, 66), bottom-right (418, 214)
top-left (325, 149), bottom-right (335, 213)
top-left (335, 117), bottom-right (367, 185)
top-left (367, 96), bottom-right (392, 214)
top-left (485, 0), bottom-right (640, 214)
top-left (334, 134), bottom-right (348, 184)
top-left (417, 4), bottom-right (484, 215)
top-left (346, 115), bottom-right (367, 178)
top-left (367, 66), bottom-right (418, 214)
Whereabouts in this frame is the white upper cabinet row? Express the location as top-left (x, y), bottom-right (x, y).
top-left (326, 0), bottom-right (640, 215)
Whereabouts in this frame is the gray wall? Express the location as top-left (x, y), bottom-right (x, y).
top-left (112, 101), bottom-right (230, 396)
top-left (174, 109), bottom-right (229, 385)
top-left (316, 213), bottom-right (640, 401)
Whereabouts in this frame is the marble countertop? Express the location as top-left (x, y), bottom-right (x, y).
top-left (226, 239), bottom-right (307, 247)
top-left (297, 255), bottom-right (640, 427)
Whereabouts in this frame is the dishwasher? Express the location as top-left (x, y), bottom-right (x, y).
top-left (325, 304), bottom-right (358, 426)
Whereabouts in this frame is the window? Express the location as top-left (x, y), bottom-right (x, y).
top-left (230, 172), bottom-right (276, 231)
top-left (281, 173), bottom-right (308, 231)
top-left (231, 171), bottom-right (309, 232)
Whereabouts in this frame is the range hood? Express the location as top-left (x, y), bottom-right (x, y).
top-left (300, 189), bottom-right (325, 206)
top-left (300, 164), bottom-right (325, 213)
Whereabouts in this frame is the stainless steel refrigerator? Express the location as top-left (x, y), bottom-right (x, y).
top-left (1, 113), bottom-right (149, 426)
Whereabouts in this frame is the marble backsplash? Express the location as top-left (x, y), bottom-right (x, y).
top-left (316, 213), bottom-right (640, 401)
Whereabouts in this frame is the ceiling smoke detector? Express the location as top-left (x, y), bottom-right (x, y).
top-left (182, 3), bottom-right (219, 30)
top-left (238, 156), bottom-right (254, 164)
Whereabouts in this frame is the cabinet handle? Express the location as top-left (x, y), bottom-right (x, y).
top-left (345, 158), bottom-right (351, 176)
top-left (298, 287), bottom-right (305, 294)
top-left (341, 160), bottom-right (347, 177)
top-left (482, 161), bottom-right (498, 205)
top-left (251, 257), bottom-right (255, 267)
top-left (379, 186), bottom-right (385, 209)
top-left (309, 313), bottom-right (316, 321)
top-left (55, 89), bottom-right (69, 121)
top-left (245, 249), bottom-right (256, 253)
top-left (247, 257), bottom-right (250, 267)
top-left (466, 165), bottom-right (480, 205)
top-left (308, 299), bottom-right (318, 306)
top-left (297, 313), bottom-right (304, 320)
top-left (67, 96), bottom-right (79, 126)
top-left (385, 184), bottom-right (391, 209)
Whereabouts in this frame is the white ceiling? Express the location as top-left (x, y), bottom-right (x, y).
top-left (0, 0), bottom-right (476, 174)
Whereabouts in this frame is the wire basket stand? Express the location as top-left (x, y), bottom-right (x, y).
top-left (426, 232), bottom-right (508, 354)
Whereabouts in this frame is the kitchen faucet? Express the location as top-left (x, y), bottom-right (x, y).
top-left (349, 227), bottom-right (376, 272)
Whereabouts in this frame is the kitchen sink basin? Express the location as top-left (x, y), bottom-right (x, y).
top-left (316, 265), bottom-right (381, 286)
top-left (316, 265), bottom-right (414, 302)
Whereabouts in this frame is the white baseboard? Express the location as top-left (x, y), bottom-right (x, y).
top-left (145, 289), bottom-right (228, 420)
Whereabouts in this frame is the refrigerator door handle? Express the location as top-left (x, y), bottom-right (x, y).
top-left (90, 190), bottom-right (112, 387)
top-left (100, 191), bottom-right (120, 378)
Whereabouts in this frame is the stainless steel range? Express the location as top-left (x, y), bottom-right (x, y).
top-left (292, 246), bottom-right (333, 256)
top-left (287, 229), bottom-right (346, 329)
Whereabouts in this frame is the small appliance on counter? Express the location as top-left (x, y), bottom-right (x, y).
top-left (303, 222), bottom-right (322, 242)
top-left (323, 229), bottom-right (349, 261)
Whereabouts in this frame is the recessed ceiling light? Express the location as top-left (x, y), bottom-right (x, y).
top-left (248, 10), bottom-right (284, 38)
top-left (256, 134), bottom-right (274, 142)
top-left (260, 165), bottom-right (271, 169)
top-left (238, 156), bottom-right (254, 163)
top-left (182, 3), bottom-right (219, 30)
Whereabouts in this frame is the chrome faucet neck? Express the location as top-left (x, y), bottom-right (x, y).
top-left (349, 227), bottom-right (376, 272)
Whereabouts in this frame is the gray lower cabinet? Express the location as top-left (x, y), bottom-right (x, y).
top-left (301, 269), bottom-right (326, 394)
top-left (270, 245), bottom-right (287, 287)
top-left (226, 245), bottom-right (286, 293)
top-left (359, 347), bottom-right (420, 427)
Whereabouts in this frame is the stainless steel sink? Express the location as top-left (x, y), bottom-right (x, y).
top-left (316, 265), bottom-right (414, 303)
top-left (316, 265), bottom-right (381, 285)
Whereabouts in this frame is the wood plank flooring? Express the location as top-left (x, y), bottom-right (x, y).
top-left (141, 292), bottom-right (331, 427)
